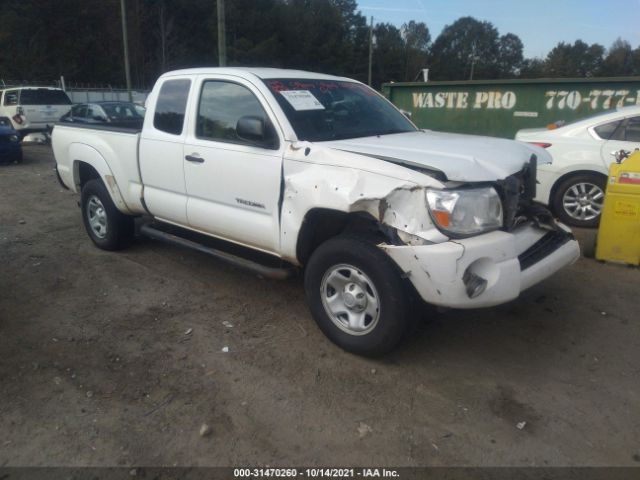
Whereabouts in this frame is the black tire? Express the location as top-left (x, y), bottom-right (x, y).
top-left (304, 235), bottom-right (411, 357)
top-left (552, 173), bottom-right (606, 228)
top-left (80, 178), bottom-right (134, 251)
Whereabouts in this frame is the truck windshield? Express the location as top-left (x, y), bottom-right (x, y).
top-left (263, 78), bottom-right (416, 142)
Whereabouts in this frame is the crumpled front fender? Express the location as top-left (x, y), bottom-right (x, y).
top-left (279, 143), bottom-right (446, 263)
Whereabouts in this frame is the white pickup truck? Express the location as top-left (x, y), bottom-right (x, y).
top-left (53, 68), bottom-right (580, 356)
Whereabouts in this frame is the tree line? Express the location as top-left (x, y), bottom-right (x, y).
top-left (1, 0), bottom-right (639, 90)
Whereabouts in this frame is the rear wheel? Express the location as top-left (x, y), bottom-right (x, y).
top-left (304, 235), bottom-right (411, 357)
top-left (81, 179), bottom-right (134, 250)
top-left (552, 173), bottom-right (606, 228)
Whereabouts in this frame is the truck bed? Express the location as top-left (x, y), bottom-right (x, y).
top-left (52, 123), bottom-right (145, 215)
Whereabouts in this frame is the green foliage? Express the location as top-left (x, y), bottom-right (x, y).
top-left (429, 17), bottom-right (501, 80)
top-left (601, 38), bottom-right (636, 76)
top-left (544, 40), bottom-right (605, 77)
top-left (0, 2), bottom-right (637, 89)
top-left (402, 21), bottom-right (431, 81)
top-left (497, 33), bottom-right (524, 78)
top-left (519, 38), bottom-right (640, 79)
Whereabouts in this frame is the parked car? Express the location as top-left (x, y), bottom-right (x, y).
top-left (516, 106), bottom-right (640, 227)
top-left (60, 101), bottom-right (144, 129)
top-left (0, 116), bottom-right (22, 164)
top-left (0, 87), bottom-right (72, 138)
top-left (52, 68), bottom-right (579, 356)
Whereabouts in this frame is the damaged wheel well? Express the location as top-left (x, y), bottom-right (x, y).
top-left (296, 208), bottom-right (396, 265)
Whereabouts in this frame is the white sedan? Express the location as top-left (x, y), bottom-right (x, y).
top-left (516, 106), bottom-right (640, 227)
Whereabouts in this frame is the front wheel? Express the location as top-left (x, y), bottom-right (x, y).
top-left (552, 173), bottom-right (606, 228)
top-left (304, 236), bottom-right (411, 357)
top-left (81, 179), bottom-right (134, 250)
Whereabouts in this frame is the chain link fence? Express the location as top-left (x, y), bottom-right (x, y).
top-left (0, 79), bottom-right (149, 105)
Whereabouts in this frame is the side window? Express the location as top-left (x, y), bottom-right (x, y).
top-left (154, 79), bottom-right (191, 135)
top-left (594, 120), bottom-right (621, 140)
top-left (196, 80), bottom-right (277, 148)
top-left (623, 117), bottom-right (640, 142)
top-left (3, 90), bottom-right (19, 106)
top-left (72, 105), bottom-right (88, 117)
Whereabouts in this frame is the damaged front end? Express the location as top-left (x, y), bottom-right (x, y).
top-left (282, 143), bottom-right (580, 309)
top-left (495, 154), bottom-right (567, 234)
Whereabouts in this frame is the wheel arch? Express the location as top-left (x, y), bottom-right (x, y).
top-left (295, 208), bottom-right (396, 266)
top-left (70, 143), bottom-right (132, 214)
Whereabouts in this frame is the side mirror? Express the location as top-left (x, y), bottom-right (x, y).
top-left (236, 115), bottom-right (278, 148)
top-left (237, 115), bottom-right (267, 143)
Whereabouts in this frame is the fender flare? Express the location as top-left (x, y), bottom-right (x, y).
top-left (70, 143), bottom-right (132, 214)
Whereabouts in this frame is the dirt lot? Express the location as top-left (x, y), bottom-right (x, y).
top-left (1, 145), bottom-right (639, 467)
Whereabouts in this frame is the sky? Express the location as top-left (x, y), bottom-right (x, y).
top-left (357, 0), bottom-right (640, 59)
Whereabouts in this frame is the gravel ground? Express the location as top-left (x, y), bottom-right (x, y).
top-left (1, 145), bottom-right (639, 467)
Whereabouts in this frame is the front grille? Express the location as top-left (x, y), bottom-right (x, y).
top-left (518, 230), bottom-right (571, 271)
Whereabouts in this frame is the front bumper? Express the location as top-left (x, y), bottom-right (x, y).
top-left (382, 224), bottom-right (580, 309)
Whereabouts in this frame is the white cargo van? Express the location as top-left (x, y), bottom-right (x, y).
top-left (0, 87), bottom-right (72, 138)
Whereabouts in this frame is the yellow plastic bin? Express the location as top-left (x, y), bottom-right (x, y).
top-left (596, 150), bottom-right (640, 265)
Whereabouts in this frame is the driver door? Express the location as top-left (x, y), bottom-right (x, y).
top-left (183, 76), bottom-right (284, 254)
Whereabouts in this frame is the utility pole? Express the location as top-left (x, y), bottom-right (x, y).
top-left (469, 41), bottom-right (477, 81)
top-left (367, 16), bottom-right (373, 87)
top-left (217, 0), bottom-right (227, 67)
top-left (120, 0), bottom-right (133, 102)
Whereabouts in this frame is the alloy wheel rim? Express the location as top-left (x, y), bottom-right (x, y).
top-left (87, 195), bottom-right (108, 239)
top-left (562, 182), bottom-right (604, 221)
top-left (320, 264), bottom-right (380, 336)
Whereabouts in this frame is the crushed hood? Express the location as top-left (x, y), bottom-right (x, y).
top-left (318, 130), bottom-right (549, 182)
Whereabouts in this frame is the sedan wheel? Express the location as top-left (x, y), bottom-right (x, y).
top-left (561, 182), bottom-right (604, 222)
top-left (553, 173), bottom-right (607, 228)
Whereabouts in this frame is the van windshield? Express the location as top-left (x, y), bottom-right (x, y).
top-left (19, 89), bottom-right (72, 105)
top-left (263, 78), bottom-right (416, 142)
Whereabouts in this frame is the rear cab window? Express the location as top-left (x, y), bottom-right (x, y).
top-left (153, 79), bottom-right (191, 135)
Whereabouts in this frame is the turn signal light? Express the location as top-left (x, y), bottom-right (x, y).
top-left (432, 210), bottom-right (451, 228)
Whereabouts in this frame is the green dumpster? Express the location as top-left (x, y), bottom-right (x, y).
top-left (382, 77), bottom-right (640, 139)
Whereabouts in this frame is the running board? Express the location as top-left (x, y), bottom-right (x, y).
top-left (139, 224), bottom-right (296, 280)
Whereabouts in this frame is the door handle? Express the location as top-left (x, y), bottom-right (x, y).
top-left (185, 154), bottom-right (204, 163)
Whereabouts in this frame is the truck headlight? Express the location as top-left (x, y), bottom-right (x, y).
top-left (426, 187), bottom-right (503, 237)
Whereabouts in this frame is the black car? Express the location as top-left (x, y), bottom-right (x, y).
top-left (60, 101), bottom-right (145, 129)
top-left (0, 116), bottom-right (22, 164)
